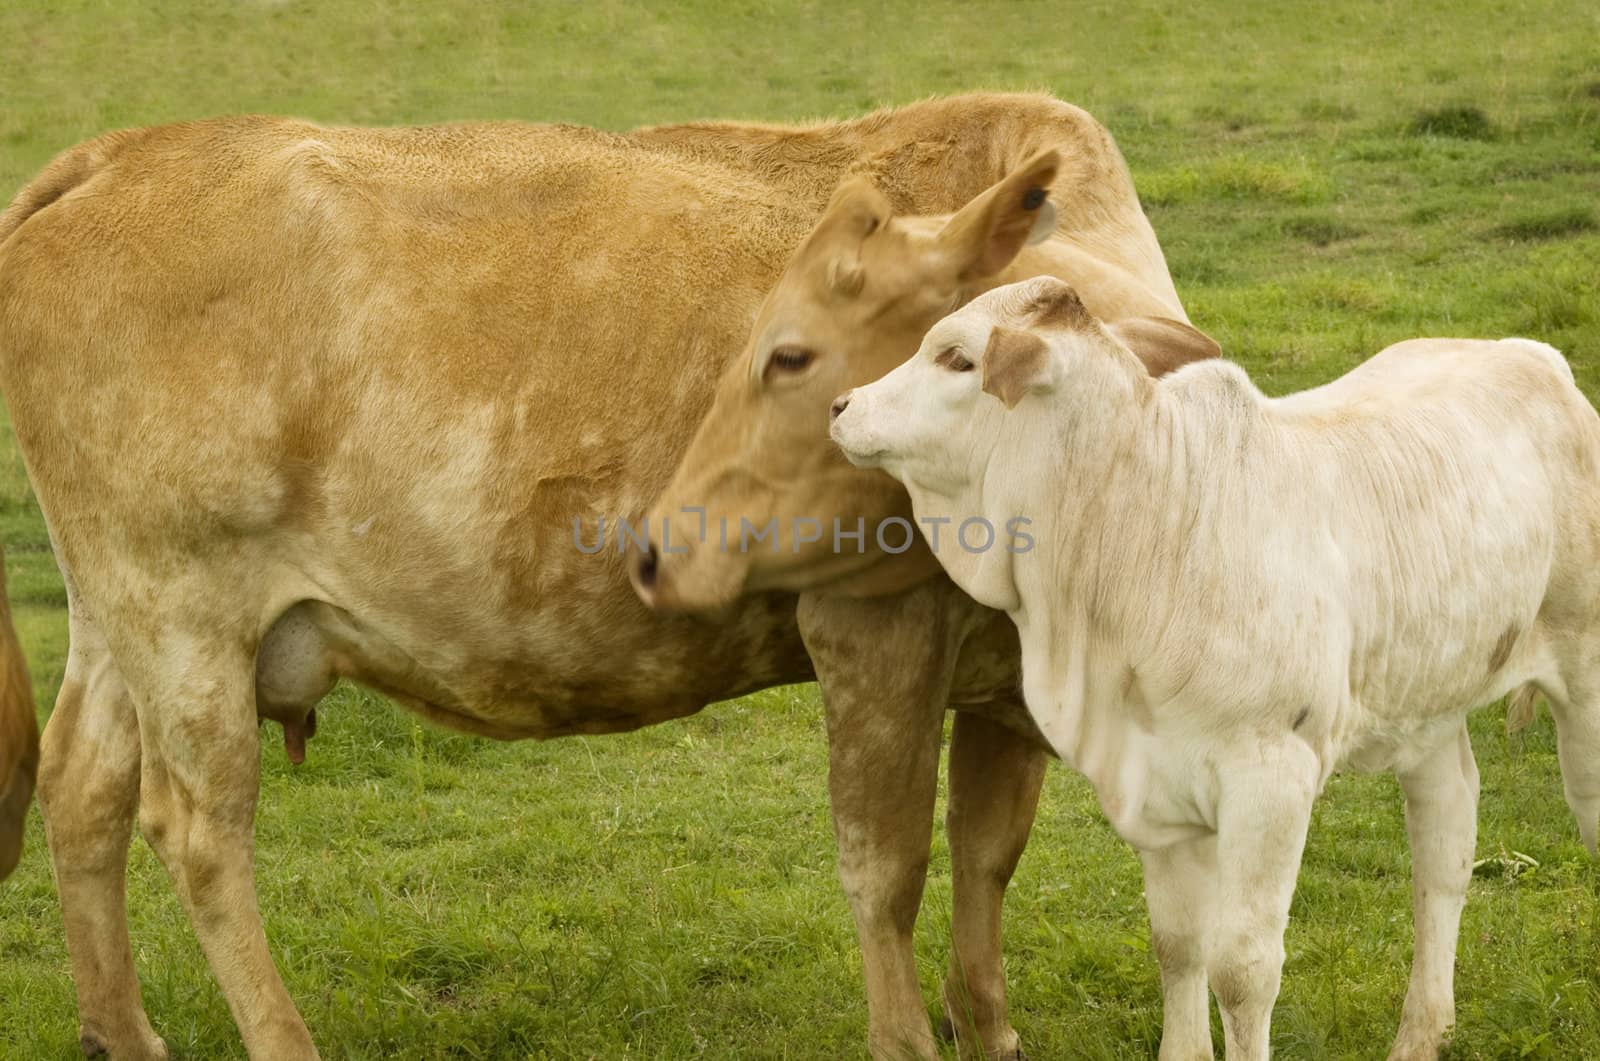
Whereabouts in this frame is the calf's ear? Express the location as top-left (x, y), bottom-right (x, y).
top-left (1104, 317), bottom-right (1221, 378)
top-left (982, 326), bottom-right (1054, 409)
top-left (938, 149), bottom-right (1061, 282)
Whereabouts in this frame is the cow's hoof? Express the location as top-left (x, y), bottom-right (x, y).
top-left (934, 1017), bottom-right (1027, 1061)
top-left (79, 1030), bottom-right (169, 1061)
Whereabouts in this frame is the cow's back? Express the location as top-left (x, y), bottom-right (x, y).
top-left (635, 93), bottom-right (1179, 314)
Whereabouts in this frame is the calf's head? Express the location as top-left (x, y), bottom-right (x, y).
top-left (829, 277), bottom-right (1217, 609)
top-left (633, 151), bottom-right (1065, 610)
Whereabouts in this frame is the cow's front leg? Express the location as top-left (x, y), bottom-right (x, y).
top-left (940, 707), bottom-right (1045, 1061)
top-left (1388, 725), bottom-right (1478, 1061)
top-left (800, 588), bottom-right (961, 1061)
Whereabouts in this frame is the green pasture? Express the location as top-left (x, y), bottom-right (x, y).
top-left (1, 1), bottom-right (1597, 1057)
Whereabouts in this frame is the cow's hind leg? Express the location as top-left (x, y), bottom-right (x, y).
top-left (1141, 836), bottom-right (1218, 1060)
top-left (940, 708), bottom-right (1045, 1061)
top-left (1388, 724), bottom-right (1478, 1061)
top-left (38, 614), bottom-right (167, 1061)
top-left (122, 628), bottom-right (319, 1061)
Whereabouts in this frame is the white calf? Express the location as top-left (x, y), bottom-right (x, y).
top-left (830, 276), bottom-right (1600, 1061)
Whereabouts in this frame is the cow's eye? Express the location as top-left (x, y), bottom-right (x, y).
top-left (767, 345), bottom-right (814, 375)
top-left (935, 347), bottom-right (975, 373)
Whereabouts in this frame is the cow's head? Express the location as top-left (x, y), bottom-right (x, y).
top-left (633, 151), bottom-right (1066, 610)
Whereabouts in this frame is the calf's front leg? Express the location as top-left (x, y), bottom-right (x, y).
top-left (1207, 742), bottom-right (1319, 1061)
top-left (1388, 725), bottom-right (1478, 1061)
top-left (1141, 836), bottom-right (1218, 1060)
top-left (800, 588), bottom-right (962, 1061)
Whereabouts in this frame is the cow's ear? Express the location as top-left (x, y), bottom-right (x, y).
top-left (1104, 317), bottom-right (1221, 378)
top-left (981, 326), bottom-right (1054, 409)
top-left (815, 178), bottom-right (892, 294)
top-left (820, 178), bottom-right (892, 242)
top-left (937, 150), bottom-right (1060, 282)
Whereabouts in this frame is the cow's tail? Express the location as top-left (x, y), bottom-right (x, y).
top-left (0, 549), bottom-right (36, 881)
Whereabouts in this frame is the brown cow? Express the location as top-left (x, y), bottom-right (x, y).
top-left (0, 94), bottom-right (1206, 1060)
top-left (638, 110), bottom-right (1216, 1060)
top-left (0, 549), bottom-right (37, 881)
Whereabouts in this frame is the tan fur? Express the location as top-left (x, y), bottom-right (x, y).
top-left (0, 549), bottom-right (37, 881)
top-left (0, 95), bottom-right (1151, 1061)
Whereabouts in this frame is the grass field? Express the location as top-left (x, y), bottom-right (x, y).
top-left (1, 1), bottom-right (1598, 1058)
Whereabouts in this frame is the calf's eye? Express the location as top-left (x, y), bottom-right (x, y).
top-left (935, 346), bottom-right (975, 373)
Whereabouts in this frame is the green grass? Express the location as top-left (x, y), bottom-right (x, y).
top-left (1, 1), bottom-right (1598, 1057)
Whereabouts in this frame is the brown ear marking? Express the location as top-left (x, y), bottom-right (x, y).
top-left (1024, 279), bottom-right (1092, 330)
top-left (1104, 317), bottom-right (1222, 379)
top-left (982, 326), bottom-right (1051, 409)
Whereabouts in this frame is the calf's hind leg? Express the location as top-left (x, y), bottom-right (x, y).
top-left (1543, 649), bottom-right (1600, 854)
top-left (38, 616), bottom-right (167, 1061)
top-left (1388, 725), bottom-right (1478, 1061)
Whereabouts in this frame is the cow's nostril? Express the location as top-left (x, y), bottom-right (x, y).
top-left (635, 542), bottom-right (659, 589)
top-left (830, 394), bottom-right (851, 421)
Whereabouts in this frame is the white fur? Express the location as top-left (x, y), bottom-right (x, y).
top-left (831, 277), bottom-right (1600, 1060)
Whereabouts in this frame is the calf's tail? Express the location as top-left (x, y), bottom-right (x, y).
top-left (0, 550), bottom-right (35, 881)
top-left (1505, 683), bottom-right (1541, 734)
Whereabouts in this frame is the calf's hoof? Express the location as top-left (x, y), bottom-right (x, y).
top-left (1385, 1027), bottom-right (1446, 1061)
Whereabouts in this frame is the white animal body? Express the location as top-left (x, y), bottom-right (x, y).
top-left (830, 276), bottom-right (1600, 1061)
